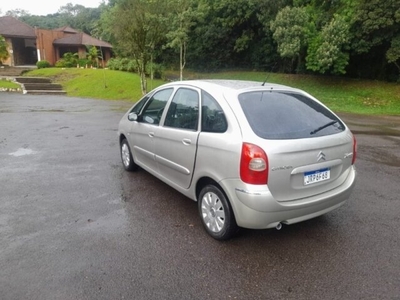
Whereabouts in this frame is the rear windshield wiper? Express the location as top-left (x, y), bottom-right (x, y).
top-left (310, 120), bottom-right (339, 135)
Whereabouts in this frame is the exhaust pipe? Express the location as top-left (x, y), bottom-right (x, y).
top-left (276, 222), bottom-right (283, 231)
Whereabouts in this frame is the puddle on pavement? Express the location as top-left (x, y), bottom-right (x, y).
top-left (9, 148), bottom-right (37, 157)
top-left (359, 142), bottom-right (400, 168)
top-left (28, 109), bottom-right (65, 112)
top-left (352, 129), bottom-right (400, 137)
top-left (369, 154), bottom-right (400, 167)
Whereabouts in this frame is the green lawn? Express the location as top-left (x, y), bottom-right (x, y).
top-left (0, 79), bottom-right (21, 90)
top-left (22, 68), bottom-right (400, 115)
top-left (24, 68), bottom-right (165, 101)
top-left (184, 71), bottom-right (400, 115)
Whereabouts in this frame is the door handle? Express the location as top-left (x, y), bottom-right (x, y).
top-left (182, 138), bottom-right (191, 145)
top-left (148, 132), bottom-right (155, 138)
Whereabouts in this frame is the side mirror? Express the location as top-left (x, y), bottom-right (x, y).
top-left (128, 112), bottom-right (138, 121)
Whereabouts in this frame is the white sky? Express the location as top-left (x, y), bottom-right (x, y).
top-left (0, 0), bottom-right (104, 16)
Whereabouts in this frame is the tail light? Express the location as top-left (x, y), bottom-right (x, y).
top-left (352, 135), bottom-right (357, 165)
top-left (240, 143), bottom-right (268, 185)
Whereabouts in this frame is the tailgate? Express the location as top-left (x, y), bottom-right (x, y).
top-left (264, 132), bottom-right (354, 202)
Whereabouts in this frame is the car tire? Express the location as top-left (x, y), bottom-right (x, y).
top-left (120, 139), bottom-right (138, 171)
top-left (198, 185), bottom-right (238, 240)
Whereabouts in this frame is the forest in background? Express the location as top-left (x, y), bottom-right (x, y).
top-left (3, 0), bottom-right (400, 82)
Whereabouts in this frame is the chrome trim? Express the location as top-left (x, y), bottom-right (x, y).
top-left (155, 155), bottom-right (191, 175)
top-left (235, 188), bottom-right (266, 196)
top-left (291, 159), bottom-right (342, 175)
top-left (344, 152), bottom-right (353, 159)
top-left (317, 151), bottom-right (326, 162)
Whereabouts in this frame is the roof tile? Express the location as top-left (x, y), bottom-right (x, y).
top-left (0, 16), bottom-right (36, 38)
top-left (53, 32), bottom-right (112, 48)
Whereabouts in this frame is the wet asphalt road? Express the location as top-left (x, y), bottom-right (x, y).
top-left (0, 92), bottom-right (399, 300)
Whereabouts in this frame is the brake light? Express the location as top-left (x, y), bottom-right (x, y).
top-left (240, 143), bottom-right (268, 185)
top-left (352, 135), bottom-right (357, 165)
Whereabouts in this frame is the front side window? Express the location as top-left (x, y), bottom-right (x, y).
top-left (141, 88), bottom-right (173, 125)
top-left (130, 95), bottom-right (149, 114)
top-left (201, 91), bottom-right (227, 133)
top-left (164, 88), bottom-right (199, 130)
top-left (238, 91), bottom-right (345, 139)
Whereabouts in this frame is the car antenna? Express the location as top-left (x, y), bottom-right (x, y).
top-left (262, 62), bottom-right (277, 86)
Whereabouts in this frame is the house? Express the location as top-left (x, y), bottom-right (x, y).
top-left (0, 16), bottom-right (112, 67)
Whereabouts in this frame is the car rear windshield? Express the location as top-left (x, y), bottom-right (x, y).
top-left (238, 91), bottom-right (345, 139)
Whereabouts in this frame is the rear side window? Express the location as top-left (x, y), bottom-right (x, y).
top-left (201, 91), bottom-right (227, 133)
top-left (238, 91), bottom-right (345, 139)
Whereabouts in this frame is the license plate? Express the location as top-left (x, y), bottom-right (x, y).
top-left (304, 168), bottom-right (330, 185)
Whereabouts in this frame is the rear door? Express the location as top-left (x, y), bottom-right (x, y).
top-left (238, 90), bottom-right (354, 201)
top-left (154, 87), bottom-right (200, 189)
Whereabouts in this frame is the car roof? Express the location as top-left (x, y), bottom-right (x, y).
top-left (164, 79), bottom-right (300, 94)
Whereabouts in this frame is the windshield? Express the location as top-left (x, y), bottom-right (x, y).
top-left (238, 91), bottom-right (345, 139)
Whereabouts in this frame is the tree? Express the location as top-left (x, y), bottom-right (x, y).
top-left (0, 35), bottom-right (9, 64)
top-left (5, 9), bottom-right (29, 18)
top-left (17, 4), bottom-right (102, 33)
top-left (86, 45), bottom-right (99, 67)
top-left (270, 6), bottom-right (310, 73)
top-left (188, 0), bottom-right (271, 71)
top-left (20, 14), bottom-right (61, 29)
top-left (90, 2), bottom-right (115, 42)
top-left (57, 4), bottom-right (101, 34)
top-left (257, 0), bottom-right (293, 70)
top-left (166, 0), bottom-right (201, 80)
top-left (58, 3), bottom-right (85, 16)
top-left (352, 0), bottom-right (399, 54)
top-left (109, 0), bottom-right (169, 94)
top-left (386, 36), bottom-right (400, 78)
top-left (350, 0), bottom-right (400, 79)
top-left (306, 15), bottom-right (351, 74)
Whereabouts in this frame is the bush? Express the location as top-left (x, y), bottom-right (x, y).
top-left (56, 52), bottom-right (79, 68)
top-left (36, 60), bottom-right (51, 69)
top-left (119, 58), bottom-right (131, 71)
top-left (55, 59), bottom-right (66, 68)
top-left (127, 59), bottom-right (138, 72)
top-left (106, 57), bottom-right (164, 78)
top-left (146, 63), bottom-right (164, 79)
top-left (78, 59), bottom-right (91, 68)
top-left (107, 57), bottom-right (138, 73)
top-left (106, 57), bottom-right (119, 70)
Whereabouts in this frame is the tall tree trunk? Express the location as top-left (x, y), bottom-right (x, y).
top-left (296, 54), bottom-right (302, 74)
top-left (180, 43), bottom-right (183, 81)
top-left (139, 59), bottom-right (147, 95)
top-left (179, 41), bottom-right (187, 81)
top-left (140, 71), bottom-right (147, 95)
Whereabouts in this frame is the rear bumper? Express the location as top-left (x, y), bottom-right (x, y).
top-left (220, 166), bottom-right (356, 229)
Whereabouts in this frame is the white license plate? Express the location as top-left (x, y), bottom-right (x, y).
top-left (304, 168), bottom-right (330, 185)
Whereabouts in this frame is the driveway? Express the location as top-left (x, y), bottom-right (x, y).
top-left (1, 92), bottom-right (399, 300)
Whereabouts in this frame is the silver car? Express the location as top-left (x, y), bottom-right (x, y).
top-left (118, 80), bottom-right (357, 240)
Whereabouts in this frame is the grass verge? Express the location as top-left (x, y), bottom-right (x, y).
top-left (0, 79), bottom-right (21, 89)
top-left (181, 70), bottom-right (400, 115)
top-left (23, 68), bottom-right (400, 115)
top-left (25, 68), bottom-right (165, 101)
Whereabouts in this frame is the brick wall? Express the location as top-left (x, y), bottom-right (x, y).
top-left (36, 29), bottom-right (64, 65)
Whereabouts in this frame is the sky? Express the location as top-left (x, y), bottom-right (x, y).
top-left (0, 0), bottom-right (104, 16)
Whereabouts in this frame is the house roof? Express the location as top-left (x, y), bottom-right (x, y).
top-left (54, 26), bottom-right (79, 34)
top-left (53, 32), bottom-right (112, 48)
top-left (0, 16), bottom-right (36, 39)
